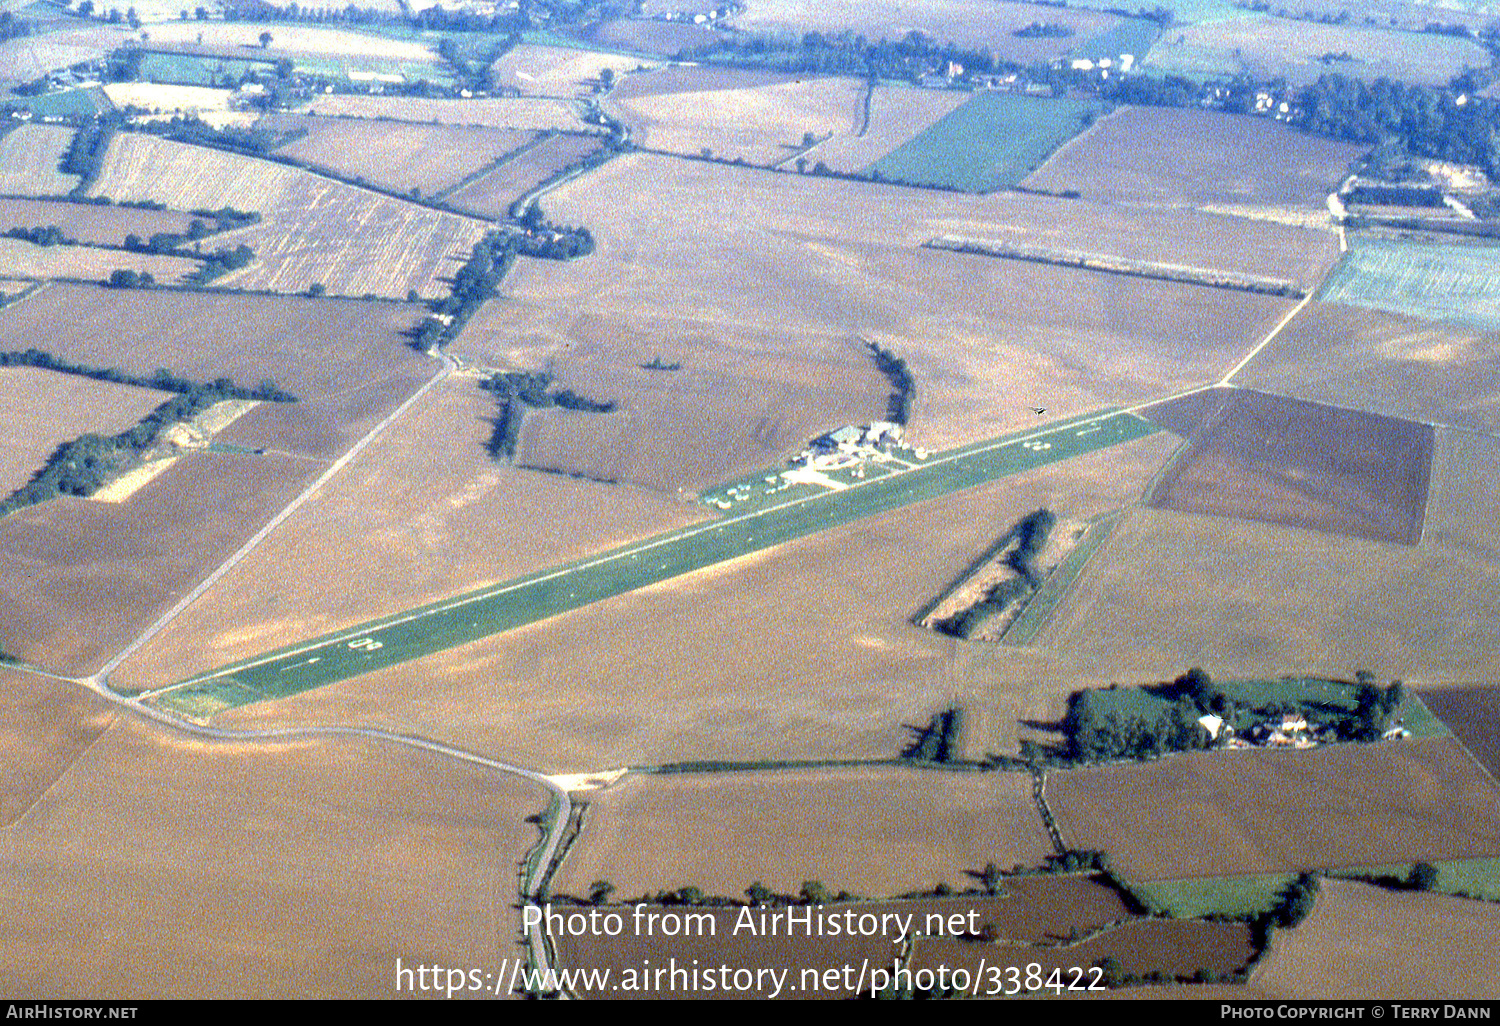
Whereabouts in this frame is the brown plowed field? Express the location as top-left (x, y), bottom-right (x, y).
top-left (912, 918), bottom-right (1254, 983)
top-left (1047, 737), bottom-right (1500, 882)
top-left (1145, 389), bottom-right (1434, 545)
top-left (1233, 300), bottom-right (1500, 436)
top-left (0, 198), bottom-right (197, 246)
top-left (442, 134), bottom-right (605, 218)
top-left (261, 115), bottom-right (535, 198)
top-left (1421, 686), bottom-right (1500, 780)
top-left (0, 667), bottom-right (114, 829)
top-left (1035, 503), bottom-right (1500, 681)
top-left (0, 450), bottom-right (325, 674)
top-left (1025, 106), bottom-right (1364, 210)
top-left (1251, 878), bottom-right (1500, 999)
top-left (0, 237), bottom-right (201, 285)
top-left (0, 367), bottom-right (169, 495)
top-left (0, 283), bottom-right (432, 408)
top-left (548, 766), bottom-right (1054, 900)
top-left (0, 716), bottom-right (549, 998)
top-left (502, 329), bottom-right (890, 492)
top-left (492, 154), bottom-right (1318, 453)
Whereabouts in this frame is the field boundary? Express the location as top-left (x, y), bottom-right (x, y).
top-left (926, 236), bottom-right (1306, 299)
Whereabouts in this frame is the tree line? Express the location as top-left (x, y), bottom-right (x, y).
top-left (0, 371), bottom-right (296, 517)
top-left (0, 348), bottom-right (295, 402)
top-left (479, 369), bottom-right (615, 460)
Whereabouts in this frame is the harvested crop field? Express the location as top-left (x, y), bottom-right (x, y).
top-left (0, 26), bottom-right (131, 88)
top-left (141, 21), bottom-right (439, 62)
top-left (0, 715), bottom-right (550, 999)
top-left (305, 93), bottom-right (594, 131)
top-left (1035, 503), bottom-right (1500, 680)
top-left (1143, 388), bottom-right (1434, 545)
top-left (0, 283), bottom-right (432, 419)
top-left (0, 450), bottom-right (326, 674)
top-left (1232, 300), bottom-right (1500, 435)
top-left (550, 767), bottom-right (1053, 900)
top-left (502, 330), bottom-right (891, 492)
top-left (1046, 738), bottom-right (1500, 882)
top-left (107, 375), bottom-right (707, 694)
top-left (0, 667), bottom-right (114, 829)
top-left (911, 918), bottom-right (1254, 983)
top-left (730, 0), bottom-right (1125, 58)
top-left (1422, 686), bottom-right (1500, 780)
top-left (442, 134), bottom-right (605, 217)
top-left (1146, 15), bottom-right (1488, 86)
top-left (262, 115), bottom-right (534, 199)
top-left (101, 82), bottom-right (235, 115)
top-left (809, 84), bottom-right (969, 175)
top-left (0, 236), bottom-right (202, 285)
top-left (612, 70), bottom-right (864, 166)
top-left (86, 133), bottom-right (489, 298)
top-left (1250, 879), bottom-right (1500, 998)
top-left (1024, 105), bottom-right (1364, 211)
top-left (0, 124), bottom-right (80, 197)
top-left (869, 92), bottom-right (1100, 192)
top-left (493, 154), bottom-right (1323, 452)
top-left (1317, 237), bottom-right (1500, 332)
top-left (491, 43), bottom-right (658, 97)
top-left (0, 197), bottom-right (197, 246)
top-left (0, 367), bottom-right (170, 495)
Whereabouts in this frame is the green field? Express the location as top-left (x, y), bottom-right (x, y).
top-left (138, 408), bottom-right (1157, 716)
top-left (1134, 857), bottom-right (1500, 917)
top-left (2, 86), bottom-right (113, 117)
top-left (1318, 237), bottom-right (1500, 331)
top-left (139, 52), bottom-right (277, 87)
top-left (866, 92), bottom-right (1101, 192)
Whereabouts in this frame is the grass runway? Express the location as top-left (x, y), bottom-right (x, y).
top-left (139, 408), bottom-right (1157, 716)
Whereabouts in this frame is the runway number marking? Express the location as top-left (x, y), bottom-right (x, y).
top-left (347, 638), bottom-right (383, 651)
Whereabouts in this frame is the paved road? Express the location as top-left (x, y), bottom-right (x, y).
top-left (138, 407), bottom-right (1157, 716)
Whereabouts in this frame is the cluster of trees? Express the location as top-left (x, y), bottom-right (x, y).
top-left (1013, 21), bottom-right (1074, 38)
top-left (136, 116), bottom-right (279, 156)
top-left (0, 12), bottom-right (35, 43)
top-left (3, 225), bottom-right (74, 247)
top-left (1345, 182), bottom-right (1446, 206)
top-left (901, 706), bottom-right (965, 762)
top-left (1063, 668), bottom-right (1232, 763)
top-left (217, 1), bottom-right (527, 35)
top-left (513, 204), bottom-right (598, 260)
top-left (479, 369), bottom-right (615, 459)
top-left (682, 28), bottom-right (1013, 82)
top-left (105, 269), bottom-right (154, 288)
top-left (931, 509), bottom-right (1055, 640)
top-left (864, 340), bottom-right (913, 424)
top-left (60, 116), bottom-right (118, 196)
top-left (1351, 676), bottom-right (1406, 741)
top-left (0, 375), bottom-right (295, 517)
top-left (1289, 75), bottom-right (1500, 169)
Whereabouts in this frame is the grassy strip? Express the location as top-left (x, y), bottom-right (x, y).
top-left (1003, 510), bottom-right (1123, 646)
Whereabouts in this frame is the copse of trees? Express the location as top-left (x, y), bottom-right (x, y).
top-left (3, 225), bottom-right (74, 247)
top-left (479, 369), bottom-right (615, 459)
